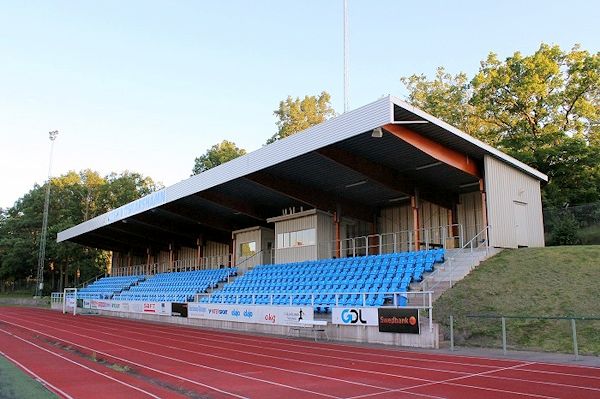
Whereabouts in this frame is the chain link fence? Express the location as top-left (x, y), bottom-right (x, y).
top-left (543, 202), bottom-right (600, 245)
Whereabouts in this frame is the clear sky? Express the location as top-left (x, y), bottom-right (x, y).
top-left (1, 0), bottom-right (598, 209)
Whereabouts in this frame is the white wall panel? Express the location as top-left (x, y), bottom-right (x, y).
top-left (484, 155), bottom-right (545, 248)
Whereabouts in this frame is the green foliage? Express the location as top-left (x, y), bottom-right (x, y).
top-left (192, 140), bottom-right (247, 175)
top-left (267, 91), bottom-right (336, 144)
top-left (401, 44), bottom-right (600, 207)
top-left (434, 246), bottom-right (600, 354)
top-left (549, 213), bottom-right (581, 245)
top-left (0, 170), bottom-right (160, 293)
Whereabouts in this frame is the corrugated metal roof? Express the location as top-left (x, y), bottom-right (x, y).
top-left (57, 96), bottom-right (392, 243)
top-left (57, 95), bottom-right (547, 247)
top-left (390, 97), bottom-right (548, 182)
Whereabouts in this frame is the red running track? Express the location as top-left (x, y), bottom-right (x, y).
top-left (0, 307), bottom-right (599, 399)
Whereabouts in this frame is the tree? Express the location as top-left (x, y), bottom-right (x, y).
top-left (267, 91), bottom-right (336, 144)
top-left (0, 170), bottom-right (159, 293)
top-left (401, 44), bottom-right (600, 207)
top-left (192, 140), bottom-right (246, 175)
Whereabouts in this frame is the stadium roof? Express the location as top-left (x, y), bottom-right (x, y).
top-left (57, 96), bottom-right (548, 253)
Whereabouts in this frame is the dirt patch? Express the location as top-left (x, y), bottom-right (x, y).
top-left (39, 337), bottom-right (212, 399)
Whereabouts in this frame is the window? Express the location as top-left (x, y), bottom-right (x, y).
top-left (239, 241), bottom-right (256, 257)
top-left (276, 228), bottom-right (316, 249)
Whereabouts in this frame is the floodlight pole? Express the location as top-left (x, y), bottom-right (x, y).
top-left (343, 0), bottom-right (349, 113)
top-left (35, 130), bottom-right (59, 298)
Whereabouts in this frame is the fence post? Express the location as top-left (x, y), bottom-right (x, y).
top-left (450, 315), bottom-right (455, 351)
top-left (501, 317), bottom-right (507, 355)
top-left (428, 292), bottom-right (433, 332)
top-left (571, 319), bottom-right (580, 361)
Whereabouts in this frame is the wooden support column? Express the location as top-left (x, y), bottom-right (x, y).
top-left (146, 247), bottom-right (151, 275)
top-left (480, 179), bottom-right (489, 241)
top-left (411, 195), bottom-right (420, 251)
top-left (369, 215), bottom-right (378, 255)
top-left (169, 243), bottom-right (174, 272)
top-left (333, 211), bottom-right (341, 258)
top-left (196, 237), bottom-right (204, 270)
top-left (229, 240), bottom-right (235, 267)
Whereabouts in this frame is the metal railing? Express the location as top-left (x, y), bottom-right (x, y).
top-left (269, 224), bottom-right (465, 263)
top-left (196, 290), bottom-right (434, 331)
top-left (111, 224), bottom-right (469, 277)
top-left (421, 225), bottom-right (490, 292)
top-left (234, 249), bottom-right (268, 274)
top-left (448, 314), bottom-right (600, 360)
top-left (112, 253), bottom-right (233, 276)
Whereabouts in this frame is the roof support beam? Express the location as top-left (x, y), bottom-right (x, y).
top-left (125, 218), bottom-right (199, 245)
top-left (196, 190), bottom-right (269, 222)
top-left (244, 172), bottom-right (374, 222)
top-left (317, 147), bottom-right (456, 210)
top-left (155, 205), bottom-right (235, 233)
top-left (383, 123), bottom-right (481, 178)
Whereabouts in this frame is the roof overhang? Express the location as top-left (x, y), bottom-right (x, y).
top-left (57, 96), bottom-right (547, 252)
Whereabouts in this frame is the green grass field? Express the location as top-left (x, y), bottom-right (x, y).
top-left (0, 355), bottom-right (58, 399)
top-left (433, 246), bottom-right (600, 355)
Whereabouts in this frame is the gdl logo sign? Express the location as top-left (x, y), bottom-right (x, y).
top-left (341, 308), bottom-right (367, 324)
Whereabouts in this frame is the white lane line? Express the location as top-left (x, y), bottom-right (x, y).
top-left (0, 328), bottom-right (162, 399)
top-left (0, 316), bottom-right (339, 399)
top-left (346, 361), bottom-right (560, 399)
top-left (36, 311), bottom-right (600, 394)
top-left (0, 350), bottom-right (75, 399)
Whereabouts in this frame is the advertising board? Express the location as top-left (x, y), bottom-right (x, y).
top-left (188, 304), bottom-right (313, 326)
top-left (331, 307), bottom-right (379, 326)
top-left (377, 308), bottom-right (420, 334)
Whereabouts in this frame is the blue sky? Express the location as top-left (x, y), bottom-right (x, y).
top-left (1, 0), bottom-right (598, 209)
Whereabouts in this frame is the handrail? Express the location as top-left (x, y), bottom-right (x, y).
top-left (422, 225), bottom-right (491, 292)
top-left (76, 272), bottom-right (107, 289)
top-left (235, 249), bottom-right (264, 268)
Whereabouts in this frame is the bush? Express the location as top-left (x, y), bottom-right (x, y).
top-left (550, 213), bottom-right (581, 246)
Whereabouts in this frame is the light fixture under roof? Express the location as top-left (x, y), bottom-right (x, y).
top-left (459, 181), bottom-right (480, 188)
top-left (388, 196), bottom-right (410, 202)
top-left (415, 161), bottom-right (443, 170)
top-left (371, 127), bottom-right (383, 138)
top-left (345, 180), bottom-right (367, 188)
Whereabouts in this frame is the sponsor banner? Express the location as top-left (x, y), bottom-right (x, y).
top-left (141, 302), bottom-right (171, 315)
top-left (378, 308), bottom-right (420, 334)
top-left (66, 297), bottom-right (76, 309)
top-left (171, 302), bottom-right (188, 318)
top-left (89, 299), bottom-right (112, 310)
top-left (188, 304), bottom-right (313, 326)
top-left (83, 300), bottom-right (170, 316)
top-left (331, 307), bottom-right (379, 326)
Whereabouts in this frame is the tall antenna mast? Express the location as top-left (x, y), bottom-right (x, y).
top-left (343, 0), bottom-right (349, 113)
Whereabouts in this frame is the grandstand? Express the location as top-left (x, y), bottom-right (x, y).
top-left (54, 96), bottom-right (549, 348)
top-left (205, 249), bottom-right (444, 312)
top-left (114, 267), bottom-right (236, 302)
top-left (77, 275), bottom-right (144, 299)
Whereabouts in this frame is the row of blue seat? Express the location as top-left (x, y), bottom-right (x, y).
top-left (205, 250), bottom-right (444, 312)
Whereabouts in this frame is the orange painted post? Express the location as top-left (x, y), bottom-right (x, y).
top-left (334, 212), bottom-right (341, 258)
top-left (411, 195), bottom-right (420, 251)
top-left (480, 179), bottom-right (489, 243)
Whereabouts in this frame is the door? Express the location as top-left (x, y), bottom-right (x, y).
top-left (514, 201), bottom-right (528, 247)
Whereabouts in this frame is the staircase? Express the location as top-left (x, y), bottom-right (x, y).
top-left (417, 246), bottom-right (502, 301)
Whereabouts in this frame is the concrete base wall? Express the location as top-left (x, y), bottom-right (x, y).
top-left (76, 309), bottom-right (438, 349)
top-left (1, 297), bottom-right (50, 307)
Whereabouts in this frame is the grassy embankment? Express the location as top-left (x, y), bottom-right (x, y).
top-left (433, 246), bottom-right (600, 355)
